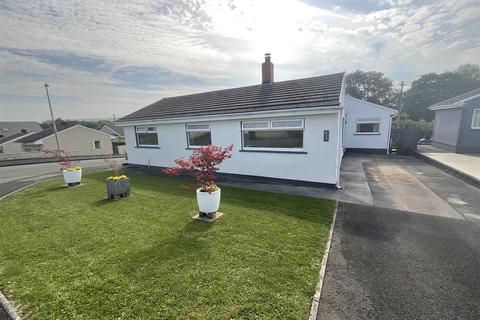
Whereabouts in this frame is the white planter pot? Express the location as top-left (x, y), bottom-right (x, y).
top-left (63, 168), bottom-right (82, 185)
top-left (196, 188), bottom-right (221, 214)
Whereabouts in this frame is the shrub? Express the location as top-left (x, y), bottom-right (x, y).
top-left (163, 144), bottom-right (233, 193)
top-left (393, 113), bottom-right (433, 137)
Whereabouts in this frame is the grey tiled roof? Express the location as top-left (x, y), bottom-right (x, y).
top-left (431, 87), bottom-right (480, 107)
top-left (0, 132), bottom-right (27, 144)
top-left (17, 123), bottom-right (77, 143)
top-left (101, 123), bottom-right (124, 136)
top-left (0, 121), bottom-right (42, 138)
top-left (118, 72), bottom-right (345, 123)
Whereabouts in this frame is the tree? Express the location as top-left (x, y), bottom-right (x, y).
top-left (402, 65), bottom-right (480, 121)
top-left (392, 113), bottom-right (433, 137)
top-left (40, 118), bottom-right (75, 129)
top-left (345, 70), bottom-right (396, 106)
top-left (163, 144), bottom-right (233, 193)
top-left (455, 64), bottom-right (480, 82)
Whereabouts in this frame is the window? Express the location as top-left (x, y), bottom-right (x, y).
top-left (135, 126), bottom-right (158, 146)
top-left (23, 144), bottom-right (42, 152)
top-left (186, 124), bottom-right (211, 148)
top-left (241, 119), bottom-right (304, 151)
top-left (356, 118), bottom-right (380, 134)
top-left (472, 108), bottom-right (480, 129)
top-left (94, 140), bottom-right (101, 149)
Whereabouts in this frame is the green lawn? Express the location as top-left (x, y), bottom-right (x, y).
top-left (0, 171), bottom-right (334, 319)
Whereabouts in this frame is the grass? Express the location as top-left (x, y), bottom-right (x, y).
top-left (0, 171), bottom-right (334, 319)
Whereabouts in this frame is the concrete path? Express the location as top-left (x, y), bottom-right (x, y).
top-left (221, 154), bottom-right (479, 222)
top-left (417, 145), bottom-right (480, 182)
top-left (364, 158), bottom-right (462, 219)
top-left (317, 202), bottom-right (480, 320)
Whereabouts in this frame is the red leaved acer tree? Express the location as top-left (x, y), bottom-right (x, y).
top-left (43, 149), bottom-right (78, 170)
top-left (162, 144), bottom-right (233, 193)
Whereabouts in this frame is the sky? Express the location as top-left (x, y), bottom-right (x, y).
top-left (0, 0), bottom-right (479, 121)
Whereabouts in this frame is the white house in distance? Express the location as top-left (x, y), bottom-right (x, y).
top-left (14, 124), bottom-right (113, 155)
top-left (116, 54), bottom-right (396, 188)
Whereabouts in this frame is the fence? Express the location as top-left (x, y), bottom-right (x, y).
top-left (390, 128), bottom-right (422, 155)
top-left (0, 148), bottom-right (114, 161)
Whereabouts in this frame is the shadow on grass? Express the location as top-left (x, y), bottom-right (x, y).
top-left (118, 219), bottom-right (213, 278)
top-left (85, 171), bottom-right (333, 225)
top-left (94, 198), bottom-right (112, 206)
top-left (45, 185), bottom-right (69, 192)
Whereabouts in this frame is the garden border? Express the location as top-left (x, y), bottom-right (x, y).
top-left (308, 201), bottom-right (338, 320)
top-left (0, 290), bottom-right (21, 320)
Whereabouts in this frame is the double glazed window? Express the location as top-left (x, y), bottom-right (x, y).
top-left (241, 119), bottom-right (304, 151)
top-left (135, 126), bottom-right (158, 146)
top-left (186, 124), bottom-right (211, 148)
top-left (472, 108), bottom-right (480, 129)
top-left (356, 118), bottom-right (380, 134)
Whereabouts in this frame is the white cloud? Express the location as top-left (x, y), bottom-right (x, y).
top-left (0, 0), bottom-right (479, 121)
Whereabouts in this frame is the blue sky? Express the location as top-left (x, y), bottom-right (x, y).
top-left (0, 0), bottom-right (479, 121)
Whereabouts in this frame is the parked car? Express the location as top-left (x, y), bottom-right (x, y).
top-left (417, 137), bottom-right (432, 145)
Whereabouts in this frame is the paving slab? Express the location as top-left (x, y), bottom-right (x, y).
top-left (366, 158), bottom-right (462, 219)
top-left (417, 145), bottom-right (480, 183)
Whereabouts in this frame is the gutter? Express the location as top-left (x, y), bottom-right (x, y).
top-left (115, 105), bottom-right (342, 127)
top-left (386, 111), bottom-right (399, 155)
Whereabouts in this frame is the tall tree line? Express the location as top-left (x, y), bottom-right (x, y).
top-left (345, 64), bottom-right (480, 122)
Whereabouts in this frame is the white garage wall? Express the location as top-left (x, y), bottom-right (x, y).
top-left (123, 112), bottom-right (342, 184)
top-left (343, 96), bottom-right (398, 152)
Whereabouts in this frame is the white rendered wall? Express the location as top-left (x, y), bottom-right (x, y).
top-left (343, 96), bottom-right (397, 151)
top-left (123, 112), bottom-right (341, 184)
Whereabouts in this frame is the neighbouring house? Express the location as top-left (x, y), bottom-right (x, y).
top-left (0, 132), bottom-right (34, 154)
top-left (429, 88), bottom-right (480, 154)
top-left (0, 121), bottom-right (42, 139)
top-left (14, 123), bottom-right (113, 155)
top-left (343, 96), bottom-right (398, 154)
top-left (99, 123), bottom-right (125, 142)
top-left (116, 54), bottom-right (397, 187)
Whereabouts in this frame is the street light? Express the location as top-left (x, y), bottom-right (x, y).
top-left (44, 83), bottom-right (61, 152)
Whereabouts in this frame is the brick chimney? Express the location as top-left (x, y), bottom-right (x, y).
top-left (262, 53), bottom-right (274, 84)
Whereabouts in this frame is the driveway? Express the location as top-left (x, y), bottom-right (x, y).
top-left (317, 202), bottom-right (480, 320)
top-left (317, 154), bottom-right (480, 320)
top-left (340, 154), bottom-right (480, 222)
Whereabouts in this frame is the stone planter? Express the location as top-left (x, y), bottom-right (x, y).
top-left (196, 187), bottom-right (221, 217)
top-left (63, 168), bottom-right (82, 186)
top-left (106, 178), bottom-right (130, 199)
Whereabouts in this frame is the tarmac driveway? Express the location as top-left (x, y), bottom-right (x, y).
top-left (317, 202), bottom-right (480, 320)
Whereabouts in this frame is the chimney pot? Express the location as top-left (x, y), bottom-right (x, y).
top-left (262, 53), bottom-right (274, 84)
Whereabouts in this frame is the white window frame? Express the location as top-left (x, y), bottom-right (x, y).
top-left (355, 118), bottom-right (381, 135)
top-left (471, 108), bottom-right (480, 129)
top-left (93, 140), bottom-right (101, 149)
top-left (135, 126), bottom-right (159, 147)
top-left (241, 119), bottom-right (305, 152)
top-left (186, 124), bottom-right (211, 148)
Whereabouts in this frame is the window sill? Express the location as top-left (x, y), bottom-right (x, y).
top-left (239, 149), bottom-right (307, 154)
top-left (135, 146), bottom-right (161, 149)
top-left (354, 132), bottom-right (381, 135)
top-left (185, 146), bottom-right (208, 150)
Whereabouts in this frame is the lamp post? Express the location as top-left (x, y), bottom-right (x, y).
top-left (44, 83), bottom-right (61, 152)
